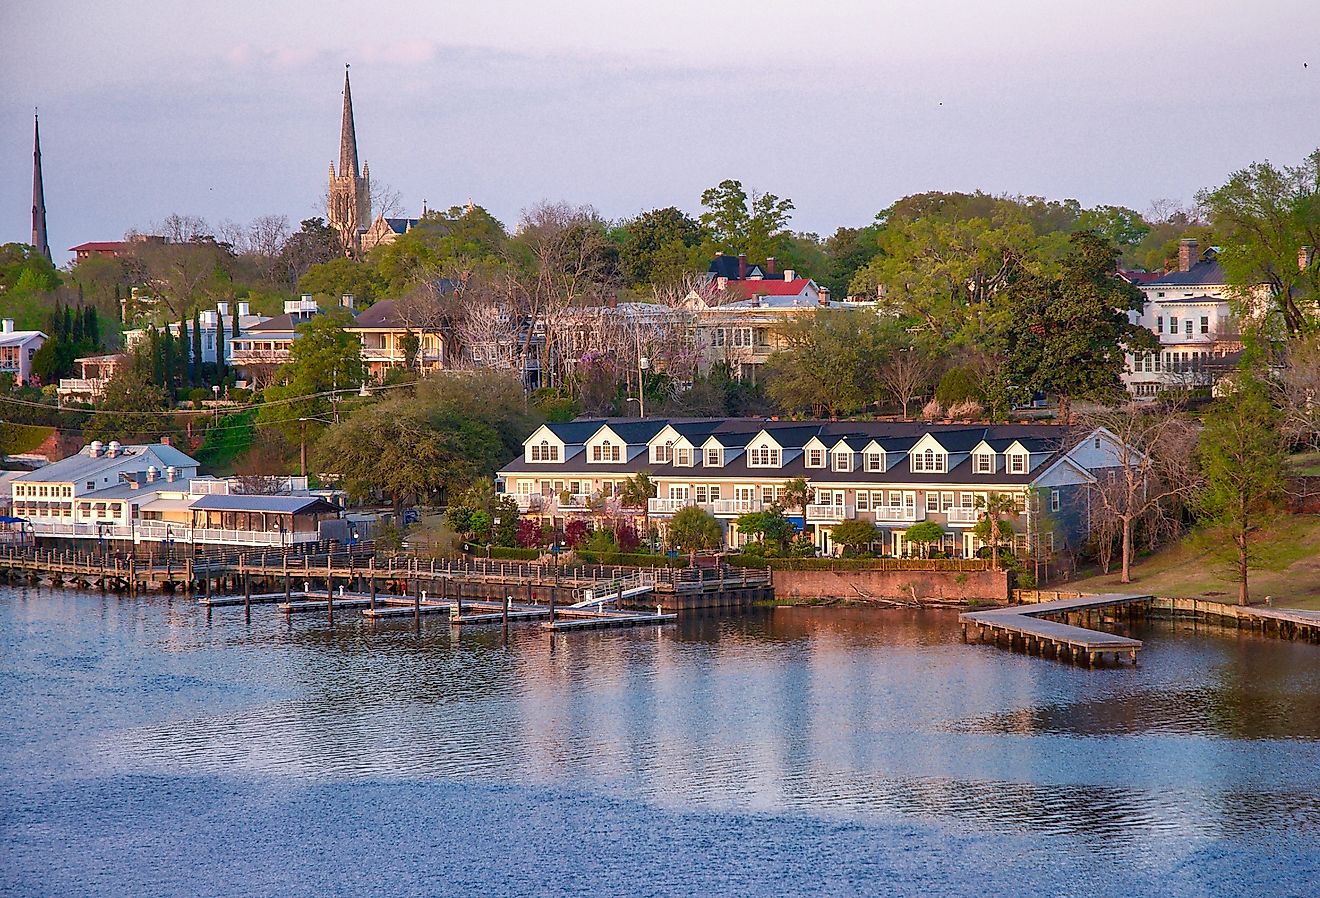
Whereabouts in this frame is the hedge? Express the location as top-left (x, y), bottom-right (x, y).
top-left (725, 555), bottom-right (990, 572)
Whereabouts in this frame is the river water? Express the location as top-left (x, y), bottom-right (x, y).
top-left (1, 585), bottom-right (1318, 898)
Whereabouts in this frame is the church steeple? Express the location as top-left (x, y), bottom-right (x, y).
top-left (31, 113), bottom-right (50, 263)
top-left (327, 65), bottom-right (371, 256)
top-left (339, 64), bottom-right (360, 180)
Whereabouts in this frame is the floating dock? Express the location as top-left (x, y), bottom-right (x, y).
top-left (960, 593), bottom-right (1152, 666)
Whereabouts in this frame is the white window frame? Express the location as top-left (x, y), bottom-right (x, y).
top-left (806, 448), bottom-right (825, 468)
top-left (1050, 489), bottom-right (1061, 512)
top-left (705, 447), bottom-right (721, 468)
top-left (1008, 453), bottom-right (1027, 474)
top-left (833, 452), bottom-right (851, 472)
top-left (865, 452), bottom-right (883, 472)
top-left (973, 452), bottom-right (994, 474)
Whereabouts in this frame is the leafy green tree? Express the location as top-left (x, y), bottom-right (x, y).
top-left (1075, 205), bottom-right (1151, 248)
top-left (372, 205), bottom-right (509, 292)
top-left (315, 395), bottom-right (503, 513)
top-left (780, 478), bottom-right (811, 521)
top-left (935, 365), bottom-right (984, 405)
top-left (280, 217), bottom-right (342, 287)
top-left (765, 309), bottom-right (902, 416)
top-left (618, 207), bottom-right (702, 287)
top-left (903, 520), bottom-right (945, 557)
top-left (84, 366), bottom-right (177, 443)
top-left (734, 507), bottom-right (795, 552)
top-left (257, 310), bottom-right (365, 443)
top-left (994, 231), bottom-right (1155, 421)
top-left (298, 257), bottom-right (386, 305)
top-left (1196, 374), bottom-right (1289, 605)
top-left (830, 519), bottom-right (881, 556)
top-left (1198, 148), bottom-right (1320, 337)
top-left (699, 179), bottom-right (795, 262)
top-left (668, 505), bottom-right (723, 554)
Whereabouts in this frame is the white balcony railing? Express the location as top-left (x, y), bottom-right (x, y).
top-left (648, 497), bottom-right (695, 515)
top-left (28, 520), bottom-right (133, 539)
top-left (57, 377), bottom-right (108, 397)
top-left (711, 498), bottom-right (763, 516)
top-left (872, 505), bottom-right (923, 524)
top-left (806, 503), bottom-right (855, 523)
top-left (556, 493), bottom-right (595, 511)
top-left (513, 494), bottom-right (546, 512)
top-left (946, 507), bottom-right (981, 526)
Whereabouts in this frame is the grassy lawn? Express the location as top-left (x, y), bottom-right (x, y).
top-left (4, 424), bottom-right (54, 455)
top-left (1067, 515), bottom-right (1320, 611)
top-left (1288, 451), bottom-right (1320, 476)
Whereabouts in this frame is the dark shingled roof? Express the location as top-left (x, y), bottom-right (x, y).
top-left (1144, 259), bottom-right (1225, 288)
top-left (707, 255), bottom-right (786, 281)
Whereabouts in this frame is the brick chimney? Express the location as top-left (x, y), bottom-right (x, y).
top-left (1301, 245), bottom-right (1316, 272)
top-left (765, 256), bottom-right (777, 275)
top-left (606, 293), bottom-right (618, 309)
top-left (737, 253), bottom-right (747, 280)
top-left (1178, 238), bottom-right (1199, 273)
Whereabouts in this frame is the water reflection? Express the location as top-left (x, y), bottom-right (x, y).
top-left (4, 587), bottom-right (1320, 852)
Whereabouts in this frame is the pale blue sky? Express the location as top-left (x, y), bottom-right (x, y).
top-left (4, 0), bottom-right (1319, 264)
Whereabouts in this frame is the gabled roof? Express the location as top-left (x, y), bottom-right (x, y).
top-left (707, 256), bottom-right (787, 281)
top-left (590, 420), bottom-right (669, 445)
top-left (384, 218), bottom-right (419, 235)
top-left (245, 312), bottom-right (315, 333)
top-left (721, 278), bottom-right (815, 300)
top-left (545, 419), bottom-right (614, 445)
top-left (14, 444), bottom-right (199, 483)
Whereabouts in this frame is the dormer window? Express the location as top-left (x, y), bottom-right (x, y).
top-left (749, 446), bottom-right (780, 467)
top-left (1008, 453), bottom-right (1027, 474)
top-left (973, 453), bottom-right (994, 474)
top-left (706, 447), bottom-right (722, 468)
top-left (676, 447), bottom-right (692, 466)
top-left (592, 440), bottom-right (621, 463)
top-left (833, 452), bottom-right (851, 472)
top-left (865, 452), bottom-right (883, 472)
top-left (530, 440), bottom-right (560, 462)
top-left (911, 447), bottom-right (947, 473)
top-left (654, 440), bottom-right (673, 464)
top-left (806, 448), bottom-right (825, 468)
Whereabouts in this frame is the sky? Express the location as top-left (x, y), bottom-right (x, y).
top-left (3, 0), bottom-right (1319, 265)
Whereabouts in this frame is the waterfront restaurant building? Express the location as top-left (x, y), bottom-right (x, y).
top-left (498, 418), bottom-right (1137, 558)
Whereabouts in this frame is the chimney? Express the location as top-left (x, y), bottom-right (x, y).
top-left (165, 466), bottom-right (177, 483)
top-left (341, 293), bottom-right (355, 309)
top-left (237, 301), bottom-right (250, 317)
top-left (1301, 246), bottom-right (1316, 272)
top-left (1, 319), bottom-right (12, 333)
top-left (765, 257), bottom-right (777, 275)
top-left (818, 290), bottom-right (828, 307)
top-left (146, 465), bottom-right (158, 483)
top-left (717, 276), bottom-right (728, 291)
top-left (160, 435), bottom-right (172, 447)
top-left (737, 254), bottom-right (747, 280)
top-left (89, 440), bottom-right (104, 457)
top-left (216, 301), bottom-right (230, 317)
top-left (106, 440), bottom-right (121, 458)
top-left (784, 269), bottom-right (796, 282)
top-left (606, 293), bottom-right (618, 309)
top-left (1178, 238), bottom-right (1199, 273)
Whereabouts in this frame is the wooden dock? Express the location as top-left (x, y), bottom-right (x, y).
top-left (960, 593), bottom-right (1153, 666)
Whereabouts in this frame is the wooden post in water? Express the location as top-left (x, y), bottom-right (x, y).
top-left (243, 562), bottom-right (252, 622)
top-left (549, 584), bottom-right (556, 624)
top-left (326, 571), bottom-right (334, 626)
top-left (502, 595), bottom-right (510, 643)
top-left (413, 579), bottom-right (421, 629)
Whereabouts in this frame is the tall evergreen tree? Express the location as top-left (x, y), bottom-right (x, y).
top-left (179, 319), bottom-right (192, 386)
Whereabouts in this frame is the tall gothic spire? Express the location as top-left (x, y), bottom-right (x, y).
top-left (339, 64), bottom-right (359, 180)
top-left (31, 113), bottom-right (50, 263)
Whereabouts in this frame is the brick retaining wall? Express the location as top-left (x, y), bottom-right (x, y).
top-left (774, 567), bottom-right (1010, 602)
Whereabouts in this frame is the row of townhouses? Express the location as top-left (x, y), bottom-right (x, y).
top-left (6, 439), bottom-right (349, 549)
top-left (497, 417), bottom-right (1135, 558)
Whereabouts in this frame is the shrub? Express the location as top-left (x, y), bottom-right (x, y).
top-left (188, 387), bottom-right (211, 404)
top-left (515, 518), bottom-right (542, 548)
top-left (564, 519), bottom-right (591, 549)
top-left (613, 521), bottom-right (640, 553)
top-left (922, 398), bottom-right (943, 420)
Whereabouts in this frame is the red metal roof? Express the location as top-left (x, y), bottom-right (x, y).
top-left (722, 278), bottom-right (813, 298)
top-left (69, 241), bottom-right (130, 252)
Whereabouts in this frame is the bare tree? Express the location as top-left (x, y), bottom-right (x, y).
top-left (1081, 401), bottom-right (1202, 583)
top-left (1275, 335), bottom-right (1320, 451)
top-left (149, 214), bottom-right (214, 244)
top-left (369, 181), bottom-right (404, 220)
top-left (878, 348), bottom-right (934, 419)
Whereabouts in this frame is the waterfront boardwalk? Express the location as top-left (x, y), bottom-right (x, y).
top-left (961, 593), bottom-right (1153, 666)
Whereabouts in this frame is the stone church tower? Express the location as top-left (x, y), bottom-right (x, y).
top-left (328, 65), bottom-right (370, 255)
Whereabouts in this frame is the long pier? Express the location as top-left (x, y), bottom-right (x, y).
top-left (960, 593), bottom-right (1153, 666)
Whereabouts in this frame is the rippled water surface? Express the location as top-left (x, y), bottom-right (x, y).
top-left (2, 586), bottom-right (1319, 897)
